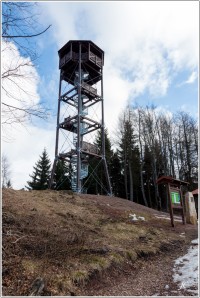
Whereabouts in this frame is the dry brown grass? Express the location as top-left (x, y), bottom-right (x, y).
top-left (2, 188), bottom-right (189, 296)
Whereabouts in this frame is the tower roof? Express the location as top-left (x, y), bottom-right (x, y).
top-left (58, 40), bottom-right (104, 57)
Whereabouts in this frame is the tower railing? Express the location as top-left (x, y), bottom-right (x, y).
top-left (59, 50), bottom-right (103, 69)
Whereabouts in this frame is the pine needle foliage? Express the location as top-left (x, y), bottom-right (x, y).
top-left (26, 148), bottom-right (51, 190)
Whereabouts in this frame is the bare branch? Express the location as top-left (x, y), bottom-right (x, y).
top-left (2, 102), bottom-right (49, 120)
top-left (2, 2), bottom-right (52, 139)
top-left (2, 24), bottom-right (51, 38)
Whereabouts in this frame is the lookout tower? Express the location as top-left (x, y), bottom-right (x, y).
top-left (50, 40), bottom-right (112, 194)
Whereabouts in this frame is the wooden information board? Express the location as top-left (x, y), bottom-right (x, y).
top-left (157, 176), bottom-right (189, 227)
top-left (168, 185), bottom-right (185, 227)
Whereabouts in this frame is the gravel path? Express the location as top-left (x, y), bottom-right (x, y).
top-left (80, 233), bottom-right (198, 296)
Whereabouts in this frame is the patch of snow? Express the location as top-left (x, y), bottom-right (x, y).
top-left (165, 285), bottom-right (169, 289)
top-left (154, 213), bottom-right (182, 219)
top-left (153, 214), bottom-right (165, 217)
top-left (191, 239), bottom-right (198, 245)
top-left (173, 239), bottom-right (198, 295)
top-left (129, 214), bottom-right (138, 221)
top-left (129, 214), bottom-right (146, 221)
top-left (155, 215), bottom-right (168, 219)
top-left (153, 213), bottom-right (168, 217)
top-left (155, 216), bottom-right (182, 222)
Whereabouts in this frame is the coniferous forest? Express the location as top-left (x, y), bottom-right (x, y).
top-left (27, 105), bottom-right (198, 211)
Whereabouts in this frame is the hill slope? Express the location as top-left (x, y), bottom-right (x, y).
top-left (2, 189), bottom-right (197, 296)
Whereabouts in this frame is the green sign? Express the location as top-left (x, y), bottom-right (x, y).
top-left (171, 192), bottom-right (180, 204)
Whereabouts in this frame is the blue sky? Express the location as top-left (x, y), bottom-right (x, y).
top-left (2, 1), bottom-right (199, 189)
top-left (36, 1), bottom-right (198, 119)
top-left (132, 70), bottom-right (198, 113)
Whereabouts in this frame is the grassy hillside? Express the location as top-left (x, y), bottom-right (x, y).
top-left (2, 188), bottom-right (192, 296)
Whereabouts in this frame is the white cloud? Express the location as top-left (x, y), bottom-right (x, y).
top-left (2, 41), bottom-right (41, 140)
top-left (1, 41), bottom-right (56, 189)
top-left (2, 124), bottom-right (56, 189)
top-left (177, 71), bottom-right (198, 87)
top-left (40, 2), bottom-right (79, 47)
top-left (103, 64), bottom-right (132, 134)
top-left (2, 41), bottom-right (40, 106)
top-left (2, 1), bottom-right (198, 188)
top-left (179, 103), bottom-right (198, 115)
top-left (154, 106), bottom-right (173, 120)
top-left (40, 1), bottom-right (198, 133)
top-left (185, 71), bottom-right (198, 84)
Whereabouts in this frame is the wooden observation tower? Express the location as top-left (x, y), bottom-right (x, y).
top-left (50, 40), bottom-right (112, 194)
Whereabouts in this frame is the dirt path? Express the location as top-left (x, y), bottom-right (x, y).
top-left (79, 228), bottom-right (198, 296)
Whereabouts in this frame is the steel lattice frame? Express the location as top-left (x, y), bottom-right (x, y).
top-left (50, 40), bottom-right (112, 195)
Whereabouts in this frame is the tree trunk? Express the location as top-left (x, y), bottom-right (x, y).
top-left (124, 163), bottom-right (128, 200)
top-left (128, 161), bottom-right (133, 201)
top-left (152, 155), bottom-right (161, 210)
top-left (138, 109), bottom-right (148, 206)
top-left (147, 180), bottom-right (152, 208)
top-left (183, 120), bottom-right (192, 183)
top-left (140, 165), bottom-right (148, 206)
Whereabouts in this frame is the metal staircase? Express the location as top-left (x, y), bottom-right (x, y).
top-left (69, 70), bottom-right (90, 192)
top-left (70, 154), bottom-right (88, 192)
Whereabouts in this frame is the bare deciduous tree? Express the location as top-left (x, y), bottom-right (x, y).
top-left (115, 105), bottom-right (197, 210)
top-left (2, 154), bottom-right (12, 188)
top-left (2, 2), bottom-right (51, 138)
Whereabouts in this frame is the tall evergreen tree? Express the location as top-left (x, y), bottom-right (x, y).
top-left (131, 145), bottom-right (141, 203)
top-left (119, 118), bottom-right (138, 201)
top-left (96, 129), bottom-right (113, 195)
top-left (110, 151), bottom-right (125, 198)
top-left (86, 129), bottom-right (113, 195)
top-left (26, 148), bottom-right (51, 190)
top-left (143, 145), bottom-right (154, 207)
top-left (54, 159), bottom-right (71, 190)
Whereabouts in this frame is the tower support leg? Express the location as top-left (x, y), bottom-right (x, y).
top-left (103, 157), bottom-right (112, 195)
top-left (101, 68), bottom-right (112, 196)
top-left (76, 42), bottom-right (82, 193)
top-left (49, 71), bottom-right (62, 188)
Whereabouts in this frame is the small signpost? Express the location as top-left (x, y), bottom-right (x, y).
top-left (156, 176), bottom-right (189, 227)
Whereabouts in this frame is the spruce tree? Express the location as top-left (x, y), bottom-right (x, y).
top-left (26, 148), bottom-right (51, 190)
top-left (54, 159), bottom-right (71, 190)
top-left (110, 151), bottom-right (124, 198)
top-left (95, 129), bottom-right (113, 195)
top-left (86, 129), bottom-right (113, 195)
top-left (119, 120), bottom-right (135, 201)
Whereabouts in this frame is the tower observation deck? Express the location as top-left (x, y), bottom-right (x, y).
top-left (50, 40), bottom-right (112, 194)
